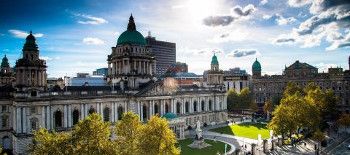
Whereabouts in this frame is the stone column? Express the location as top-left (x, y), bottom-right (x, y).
top-left (46, 106), bottom-right (50, 130)
top-left (100, 103), bottom-right (104, 119)
top-left (69, 105), bottom-right (73, 127)
top-left (41, 106), bottom-right (45, 128)
top-left (112, 103), bottom-right (115, 122)
top-left (115, 104), bottom-right (119, 121)
top-left (22, 107), bottom-right (27, 133)
top-left (140, 103), bottom-right (143, 122)
top-left (16, 107), bottom-right (21, 133)
top-left (112, 62), bottom-right (115, 75)
top-left (64, 105), bottom-right (68, 128)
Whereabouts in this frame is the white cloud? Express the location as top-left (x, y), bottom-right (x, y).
top-left (40, 56), bottom-right (61, 61)
top-left (82, 37), bottom-right (105, 45)
top-left (315, 63), bottom-right (337, 72)
top-left (275, 14), bottom-right (297, 25)
top-left (287, 0), bottom-right (312, 7)
top-left (227, 49), bottom-right (258, 57)
top-left (260, 0), bottom-right (268, 5)
top-left (8, 29), bottom-right (44, 38)
top-left (76, 14), bottom-right (108, 25)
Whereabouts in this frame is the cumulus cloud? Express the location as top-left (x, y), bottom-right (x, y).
top-left (288, 0), bottom-right (312, 7)
top-left (75, 14), bottom-right (108, 25)
top-left (232, 4), bottom-right (256, 17)
top-left (275, 0), bottom-right (350, 50)
top-left (227, 49), bottom-right (258, 57)
top-left (203, 16), bottom-right (235, 26)
top-left (82, 37), bottom-right (105, 45)
top-left (8, 29), bottom-right (44, 38)
top-left (274, 38), bottom-right (296, 44)
top-left (260, 0), bottom-right (268, 5)
top-left (203, 4), bottom-right (256, 27)
top-left (275, 14), bottom-right (297, 25)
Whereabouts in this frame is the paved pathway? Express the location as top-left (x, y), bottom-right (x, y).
top-left (328, 136), bottom-right (350, 155)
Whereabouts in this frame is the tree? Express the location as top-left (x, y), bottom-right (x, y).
top-left (31, 112), bottom-right (180, 155)
top-left (138, 116), bottom-right (180, 155)
top-left (227, 88), bottom-right (256, 112)
top-left (70, 113), bottom-right (115, 155)
top-left (115, 112), bottom-right (142, 155)
top-left (337, 114), bottom-right (350, 127)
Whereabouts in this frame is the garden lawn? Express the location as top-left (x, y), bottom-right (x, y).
top-left (211, 122), bottom-right (270, 140)
top-left (178, 138), bottom-right (231, 155)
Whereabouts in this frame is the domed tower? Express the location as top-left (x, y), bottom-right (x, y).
top-left (252, 58), bottom-right (261, 78)
top-left (107, 14), bottom-right (156, 90)
top-left (0, 55), bottom-right (15, 86)
top-left (15, 31), bottom-right (47, 91)
top-left (206, 54), bottom-right (224, 86)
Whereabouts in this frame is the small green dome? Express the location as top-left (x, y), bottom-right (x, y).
top-left (211, 54), bottom-right (218, 65)
top-left (117, 15), bottom-right (146, 46)
top-left (162, 113), bottom-right (177, 120)
top-left (1, 55), bottom-right (10, 68)
top-left (252, 58), bottom-right (261, 71)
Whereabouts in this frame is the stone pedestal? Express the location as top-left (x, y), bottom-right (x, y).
top-left (188, 139), bottom-right (211, 149)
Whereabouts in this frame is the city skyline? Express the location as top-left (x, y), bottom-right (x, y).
top-left (1, 0), bottom-right (349, 77)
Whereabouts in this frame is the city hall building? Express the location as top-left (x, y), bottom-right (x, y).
top-left (251, 58), bottom-right (350, 113)
top-left (0, 15), bottom-right (228, 154)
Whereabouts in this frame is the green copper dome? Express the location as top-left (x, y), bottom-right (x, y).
top-left (211, 54), bottom-right (218, 65)
top-left (252, 58), bottom-right (261, 71)
top-left (162, 113), bottom-right (177, 120)
top-left (117, 15), bottom-right (146, 46)
top-left (1, 55), bottom-right (10, 68)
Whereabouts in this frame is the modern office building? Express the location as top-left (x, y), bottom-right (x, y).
top-left (145, 33), bottom-right (176, 76)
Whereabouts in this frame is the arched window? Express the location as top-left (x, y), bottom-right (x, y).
top-left (154, 103), bottom-right (159, 115)
top-left (30, 117), bottom-right (38, 131)
top-left (193, 101), bottom-right (198, 112)
top-left (142, 104), bottom-right (147, 120)
top-left (88, 107), bottom-right (95, 115)
top-left (73, 109), bottom-right (80, 125)
top-left (209, 100), bottom-right (213, 111)
top-left (201, 101), bottom-right (205, 111)
top-left (54, 110), bottom-right (62, 128)
top-left (1, 115), bottom-right (8, 128)
top-left (103, 107), bottom-right (110, 122)
top-left (185, 102), bottom-right (189, 113)
top-left (165, 103), bottom-right (169, 113)
top-left (176, 102), bottom-right (181, 114)
top-left (2, 136), bottom-right (10, 150)
top-left (117, 106), bottom-right (123, 120)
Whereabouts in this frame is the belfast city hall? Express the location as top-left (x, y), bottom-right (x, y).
top-left (0, 15), bottom-right (228, 154)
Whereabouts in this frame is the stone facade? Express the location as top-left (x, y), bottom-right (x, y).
top-left (252, 59), bottom-right (350, 113)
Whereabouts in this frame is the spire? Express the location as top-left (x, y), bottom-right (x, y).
top-left (127, 14), bottom-right (136, 31)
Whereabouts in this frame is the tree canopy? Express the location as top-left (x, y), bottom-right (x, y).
top-left (31, 112), bottom-right (180, 155)
top-left (227, 88), bottom-right (256, 111)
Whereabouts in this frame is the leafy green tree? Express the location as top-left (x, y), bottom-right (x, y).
top-left (227, 88), bottom-right (256, 111)
top-left (138, 116), bottom-right (180, 155)
top-left (115, 112), bottom-right (142, 155)
top-left (70, 113), bottom-right (115, 155)
top-left (31, 128), bottom-right (71, 155)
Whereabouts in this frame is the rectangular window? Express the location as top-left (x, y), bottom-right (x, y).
top-left (1, 106), bottom-right (6, 112)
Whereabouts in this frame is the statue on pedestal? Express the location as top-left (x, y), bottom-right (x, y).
top-left (188, 120), bottom-right (211, 149)
top-left (195, 120), bottom-right (203, 140)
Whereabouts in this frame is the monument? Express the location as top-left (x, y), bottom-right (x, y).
top-left (188, 120), bottom-right (211, 149)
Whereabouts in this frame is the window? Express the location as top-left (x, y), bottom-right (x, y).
top-left (201, 101), bottom-right (205, 111)
top-left (176, 102), bottom-right (181, 114)
top-left (30, 118), bottom-right (38, 131)
top-left (154, 104), bottom-right (159, 115)
top-left (193, 101), bottom-right (197, 112)
top-left (103, 107), bottom-right (110, 122)
top-left (54, 110), bottom-right (62, 128)
top-left (118, 106), bottom-right (124, 120)
top-left (30, 107), bottom-right (36, 114)
top-left (72, 109), bottom-right (79, 125)
top-left (165, 103), bottom-right (169, 113)
top-left (209, 100), bottom-right (213, 111)
top-left (1, 106), bottom-right (6, 112)
top-left (88, 107), bottom-right (95, 115)
top-left (1, 115), bottom-right (8, 128)
top-left (185, 102), bottom-right (189, 113)
top-left (142, 105), bottom-right (147, 121)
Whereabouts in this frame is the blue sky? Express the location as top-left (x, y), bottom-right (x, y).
top-left (1, 0), bottom-right (349, 77)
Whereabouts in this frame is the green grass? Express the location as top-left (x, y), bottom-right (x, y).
top-left (211, 122), bottom-right (270, 140)
top-left (178, 138), bottom-right (231, 155)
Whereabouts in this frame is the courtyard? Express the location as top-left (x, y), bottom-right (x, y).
top-left (210, 122), bottom-right (270, 140)
top-left (178, 138), bottom-right (231, 155)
